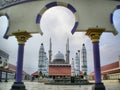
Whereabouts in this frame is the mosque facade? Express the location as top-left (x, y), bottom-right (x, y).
top-left (49, 51), bottom-right (71, 77)
top-left (48, 38), bottom-right (72, 78)
top-left (38, 39), bottom-right (88, 78)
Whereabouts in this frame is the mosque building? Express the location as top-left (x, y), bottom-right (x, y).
top-left (37, 38), bottom-right (88, 78)
top-left (33, 39), bottom-right (120, 82)
top-left (48, 38), bottom-right (71, 78)
top-left (49, 51), bottom-right (71, 78)
top-left (41, 40), bottom-right (120, 80)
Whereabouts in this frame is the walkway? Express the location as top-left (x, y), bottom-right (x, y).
top-left (0, 81), bottom-right (120, 90)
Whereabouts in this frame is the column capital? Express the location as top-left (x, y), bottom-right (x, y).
top-left (12, 30), bottom-right (32, 44)
top-left (86, 28), bottom-right (105, 42)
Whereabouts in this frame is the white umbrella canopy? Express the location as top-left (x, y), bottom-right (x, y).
top-left (0, 0), bottom-right (119, 39)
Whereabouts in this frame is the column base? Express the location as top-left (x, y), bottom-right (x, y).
top-left (10, 82), bottom-right (26, 90)
top-left (92, 83), bottom-right (105, 90)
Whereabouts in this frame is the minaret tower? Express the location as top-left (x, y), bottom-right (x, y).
top-left (119, 56), bottom-right (120, 67)
top-left (81, 44), bottom-right (87, 75)
top-left (71, 58), bottom-right (75, 76)
top-left (66, 38), bottom-right (70, 64)
top-left (75, 52), bottom-right (80, 76)
top-left (38, 43), bottom-right (47, 76)
top-left (38, 43), bottom-right (45, 75)
top-left (78, 50), bottom-right (80, 73)
top-left (49, 38), bottom-right (52, 64)
top-left (44, 52), bottom-right (49, 76)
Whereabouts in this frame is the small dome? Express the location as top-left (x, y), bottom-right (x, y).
top-left (54, 51), bottom-right (64, 60)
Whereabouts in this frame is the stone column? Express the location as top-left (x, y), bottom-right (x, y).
top-left (86, 28), bottom-right (105, 90)
top-left (5, 72), bottom-right (8, 82)
top-left (10, 31), bottom-right (31, 90)
top-left (0, 71), bottom-right (2, 82)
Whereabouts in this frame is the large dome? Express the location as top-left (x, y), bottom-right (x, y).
top-left (53, 51), bottom-right (65, 64)
top-left (54, 51), bottom-right (64, 60)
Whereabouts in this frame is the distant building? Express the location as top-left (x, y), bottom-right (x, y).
top-left (0, 63), bottom-right (30, 81)
top-left (89, 56), bottom-right (120, 80)
top-left (8, 63), bottom-right (30, 80)
top-left (0, 49), bottom-right (9, 81)
top-left (31, 71), bottom-right (39, 79)
top-left (0, 49), bottom-right (30, 81)
top-left (0, 49), bottom-right (9, 69)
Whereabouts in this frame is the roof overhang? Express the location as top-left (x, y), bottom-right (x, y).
top-left (0, 0), bottom-right (119, 39)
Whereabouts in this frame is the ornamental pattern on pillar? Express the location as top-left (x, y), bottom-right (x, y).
top-left (86, 28), bottom-right (105, 42)
top-left (12, 30), bottom-right (32, 44)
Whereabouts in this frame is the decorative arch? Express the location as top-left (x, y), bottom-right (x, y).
top-left (110, 5), bottom-right (120, 24)
top-left (110, 5), bottom-right (120, 33)
top-left (36, 1), bottom-right (79, 34)
top-left (0, 13), bottom-right (10, 39)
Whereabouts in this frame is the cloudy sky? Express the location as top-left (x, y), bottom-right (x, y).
top-left (0, 6), bottom-right (120, 74)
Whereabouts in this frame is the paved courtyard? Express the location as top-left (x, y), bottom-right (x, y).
top-left (0, 81), bottom-right (120, 90)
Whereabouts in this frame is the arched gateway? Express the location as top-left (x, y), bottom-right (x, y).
top-left (0, 0), bottom-right (119, 90)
